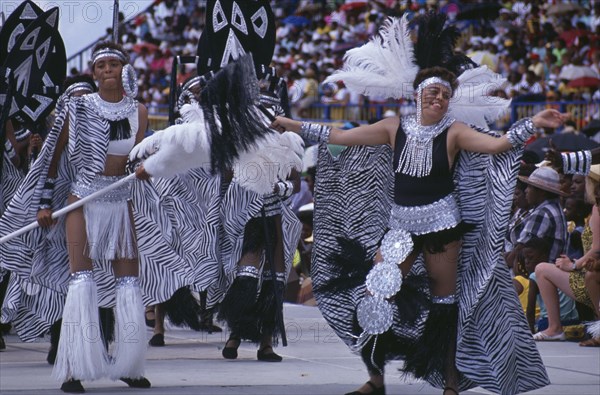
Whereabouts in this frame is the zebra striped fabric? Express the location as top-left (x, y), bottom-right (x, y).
top-left (311, 126), bottom-right (549, 394)
top-left (0, 96), bottom-right (221, 340)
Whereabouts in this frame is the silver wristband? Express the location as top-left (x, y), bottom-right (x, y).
top-left (300, 122), bottom-right (331, 144)
top-left (275, 180), bottom-right (294, 198)
top-left (506, 118), bottom-right (535, 147)
top-left (561, 150), bottom-right (591, 175)
top-left (4, 140), bottom-right (16, 159)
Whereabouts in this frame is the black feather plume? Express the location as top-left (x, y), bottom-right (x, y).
top-left (314, 238), bottom-right (373, 295)
top-left (199, 54), bottom-right (270, 173)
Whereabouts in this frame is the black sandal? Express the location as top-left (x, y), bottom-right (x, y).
top-left (60, 379), bottom-right (85, 393)
top-left (148, 333), bottom-right (165, 347)
top-left (344, 380), bottom-right (385, 395)
top-left (222, 336), bottom-right (240, 359)
top-left (256, 345), bottom-right (282, 362)
top-left (120, 377), bottom-right (151, 388)
top-left (144, 308), bottom-right (155, 328)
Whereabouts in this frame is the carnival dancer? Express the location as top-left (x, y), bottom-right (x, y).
top-left (270, 14), bottom-right (567, 395)
top-left (129, 0), bottom-right (303, 361)
top-left (0, 42), bottom-right (157, 393)
top-left (216, 66), bottom-right (301, 362)
top-left (146, 74), bottom-right (224, 347)
top-left (34, 41), bottom-right (151, 393)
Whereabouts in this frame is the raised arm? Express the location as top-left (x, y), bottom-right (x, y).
top-left (271, 116), bottom-right (398, 147)
top-left (452, 109), bottom-right (569, 155)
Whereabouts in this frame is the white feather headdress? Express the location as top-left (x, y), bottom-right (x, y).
top-left (324, 16), bottom-right (418, 100)
top-left (449, 66), bottom-right (511, 129)
top-left (325, 13), bottom-right (511, 128)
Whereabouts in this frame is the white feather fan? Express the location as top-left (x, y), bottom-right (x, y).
top-left (129, 103), bottom-right (212, 177)
top-left (323, 16), bottom-right (419, 100)
top-left (448, 66), bottom-right (511, 129)
top-left (233, 132), bottom-right (304, 195)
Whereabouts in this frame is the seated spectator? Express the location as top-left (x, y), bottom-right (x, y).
top-left (564, 196), bottom-right (593, 259)
top-left (533, 170), bottom-right (600, 341)
top-left (513, 237), bottom-right (548, 331)
top-left (506, 167), bottom-right (567, 269)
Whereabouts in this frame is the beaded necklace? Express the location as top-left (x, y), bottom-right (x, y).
top-left (395, 114), bottom-right (454, 177)
top-left (87, 93), bottom-right (136, 121)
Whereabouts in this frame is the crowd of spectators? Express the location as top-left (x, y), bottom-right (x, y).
top-left (67, 0), bottom-right (599, 123)
top-left (505, 162), bottom-right (600, 346)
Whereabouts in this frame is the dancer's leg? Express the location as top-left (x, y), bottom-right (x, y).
top-left (53, 195), bottom-right (107, 393)
top-left (423, 241), bottom-right (461, 394)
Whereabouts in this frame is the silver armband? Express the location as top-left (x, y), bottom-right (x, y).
top-left (39, 178), bottom-right (56, 211)
top-left (275, 180), bottom-right (294, 198)
top-left (506, 118), bottom-right (535, 147)
top-left (561, 150), bottom-right (592, 175)
top-left (300, 122), bottom-right (331, 144)
top-left (4, 140), bottom-right (16, 159)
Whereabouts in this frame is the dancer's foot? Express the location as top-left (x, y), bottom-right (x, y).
top-left (148, 333), bottom-right (165, 347)
top-left (120, 377), bottom-right (151, 388)
top-left (222, 336), bottom-right (240, 359)
top-left (144, 308), bottom-right (155, 328)
top-left (256, 345), bottom-right (282, 362)
top-left (444, 387), bottom-right (459, 395)
top-left (46, 344), bottom-right (57, 364)
top-left (0, 333), bottom-right (5, 351)
top-left (60, 379), bottom-right (85, 393)
top-left (344, 380), bottom-right (385, 395)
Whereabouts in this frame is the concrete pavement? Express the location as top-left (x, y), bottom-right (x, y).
top-left (0, 304), bottom-right (598, 394)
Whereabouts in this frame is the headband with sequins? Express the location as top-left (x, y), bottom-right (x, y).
top-left (416, 77), bottom-right (453, 95)
top-left (91, 48), bottom-right (128, 65)
top-left (63, 82), bottom-right (94, 97)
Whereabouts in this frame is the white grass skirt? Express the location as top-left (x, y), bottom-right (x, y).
top-left (71, 174), bottom-right (136, 260)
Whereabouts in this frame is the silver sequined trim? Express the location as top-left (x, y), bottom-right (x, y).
top-left (70, 270), bottom-right (94, 284)
top-left (365, 262), bottom-right (403, 299)
top-left (505, 118), bottom-right (534, 147)
top-left (389, 195), bottom-right (461, 235)
top-left (86, 93), bottom-right (137, 122)
top-left (356, 295), bottom-right (394, 335)
top-left (71, 174), bottom-right (132, 203)
top-left (432, 294), bottom-right (456, 304)
top-left (380, 229), bottom-right (413, 265)
top-left (237, 266), bottom-right (260, 278)
top-left (115, 276), bottom-right (140, 287)
top-left (396, 114), bottom-right (455, 178)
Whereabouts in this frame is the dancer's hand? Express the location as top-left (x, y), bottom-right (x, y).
top-left (532, 109), bottom-right (569, 129)
top-left (544, 140), bottom-right (563, 172)
top-left (135, 164), bottom-right (151, 180)
top-left (271, 116), bottom-right (301, 133)
top-left (37, 209), bottom-right (55, 228)
top-left (129, 131), bottom-right (162, 161)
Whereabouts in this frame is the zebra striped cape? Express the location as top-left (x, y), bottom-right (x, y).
top-left (0, 96), bottom-right (220, 340)
top-left (204, 181), bottom-right (301, 308)
top-left (311, 126), bottom-right (549, 394)
top-left (0, 154), bottom-right (61, 342)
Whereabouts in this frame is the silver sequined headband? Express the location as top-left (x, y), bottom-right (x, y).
top-left (416, 77), bottom-right (452, 95)
top-left (92, 48), bottom-right (128, 65)
top-left (63, 82), bottom-right (94, 97)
